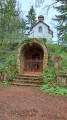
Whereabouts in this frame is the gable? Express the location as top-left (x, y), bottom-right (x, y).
top-left (32, 21), bottom-right (49, 29)
top-left (31, 21), bottom-right (53, 36)
top-left (32, 22), bottom-right (48, 32)
top-left (32, 21), bottom-right (49, 28)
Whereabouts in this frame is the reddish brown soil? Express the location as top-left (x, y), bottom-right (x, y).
top-left (0, 86), bottom-right (67, 120)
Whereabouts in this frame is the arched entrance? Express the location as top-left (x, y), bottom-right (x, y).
top-left (24, 43), bottom-right (43, 73)
top-left (17, 39), bottom-right (48, 75)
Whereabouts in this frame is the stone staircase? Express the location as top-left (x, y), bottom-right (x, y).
top-left (12, 74), bottom-right (44, 87)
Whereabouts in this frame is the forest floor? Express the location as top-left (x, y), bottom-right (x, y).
top-left (0, 86), bottom-right (67, 120)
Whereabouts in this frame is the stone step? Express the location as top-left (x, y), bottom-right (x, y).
top-left (12, 74), bottom-right (43, 87)
top-left (13, 79), bottom-right (44, 85)
top-left (17, 74), bottom-right (40, 78)
top-left (11, 82), bottom-right (42, 87)
top-left (15, 76), bottom-right (42, 81)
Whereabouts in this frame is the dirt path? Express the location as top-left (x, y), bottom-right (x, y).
top-left (0, 86), bottom-right (67, 120)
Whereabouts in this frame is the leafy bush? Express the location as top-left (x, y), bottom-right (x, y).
top-left (40, 84), bottom-right (67, 96)
top-left (46, 43), bottom-right (63, 56)
top-left (0, 40), bottom-right (21, 81)
top-left (22, 37), bottom-right (46, 45)
top-left (45, 43), bottom-right (67, 72)
top-left (40, 63), bottom-right (56, 84)
top-left (0, 81), bottom-right (11, 88)
top-left (39, 53), bottom-right (67, 96)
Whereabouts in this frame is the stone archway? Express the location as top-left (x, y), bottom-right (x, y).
top-left (17, 39), bottom-right (48, 75)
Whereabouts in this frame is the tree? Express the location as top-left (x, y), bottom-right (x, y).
top-left (19, 18), bottom-right (27, 39)
top-left (54, 0), bottom-right (67, 45)
top-left (26, 6), bottom-right (37, 29)
top-left (34, 0), bottom-right (67, 45)
top-left (0, 0), bottom-right (26, 74)
top-left (0, 0), bottom-right (26, 42)
top-left (0, 0), bottom-right (18, 41)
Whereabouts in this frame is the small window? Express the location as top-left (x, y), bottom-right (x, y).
top-left (38, 26), bottom-right (42, 33)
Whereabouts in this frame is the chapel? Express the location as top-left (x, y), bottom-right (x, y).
top-left (29, 15), bottom-right (53, 41)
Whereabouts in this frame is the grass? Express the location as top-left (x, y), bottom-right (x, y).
top-left (53, 114), bottom-right (66, 120)
top-left (11, 108), bottom-right (15, 113)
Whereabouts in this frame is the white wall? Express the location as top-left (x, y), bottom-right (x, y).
top-left (29, 22), bottom-right (53, 41)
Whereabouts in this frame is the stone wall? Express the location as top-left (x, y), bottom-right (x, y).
top-left (17, 44), bottom-right (24, 73)
top-left (51, 55), bottom-right (67, 84)
top-left (0, 70), bottom-right (7, 81)
top-left (54, 56), bottom-right (62, 69)
top-left (56, 73), bottom-right (67, 84)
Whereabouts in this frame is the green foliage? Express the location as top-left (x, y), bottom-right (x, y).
top-left (40, 84), bottom-right (67, 96)
top-left (0, 81), bottom-right (11, 88)
top-left (40, 63), bottom-right (56, 84)
top-left (39, 43), bottom-right (67, 96)
top-left (36, 38), bottom-right (47, 43)
top-left (62, 33), bottom-right (67, 46)
top-left (46, 43), bottom-right (63, 56)
top-left (11, 108), bottom-right (15, 113)
top-left (23, 37), bottom-right (33, 45)
top-left (0, 0), bottom-right (18, 41)
top-left (22, 37), bottom-right (46, 45)
top-left (40, 62), bottom-right (67, 96)
top-left (62, 52), bottom-right (67, 71)
top-left (54, 0), bottom-right (67, 45)
top-left (45, 43), bottom-right (67, 72)
top-left (0, 0), bottom-right (26, 42)
top-left (26, 6), bottom-right (37, 29)
top-left (0, 0), bottom-right (26, 81)
top-left (0, 40), bottom-right (19, 81)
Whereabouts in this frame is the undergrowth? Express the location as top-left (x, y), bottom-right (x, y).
top-left (0, 81), bottom-right (11, 88)
top-left (39, 63), bottom-right (67, 96)
top-left (46, 43), bottom-right (67, 71)
top-left (0, 39), bottom-right (22, 81)
top-left (40, 84), bottom-right (67, 96)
